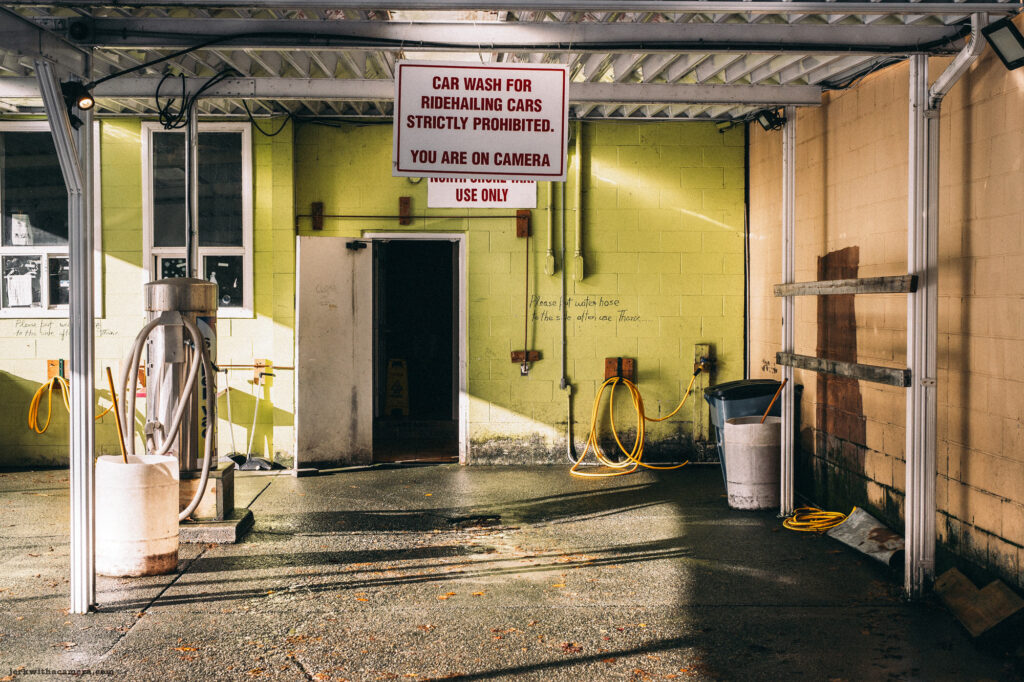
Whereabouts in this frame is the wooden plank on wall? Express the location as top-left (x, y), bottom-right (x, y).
top-left (776, 352), bottom-right (911, 387)
top-left (774, 275), bottom-right (917, 297)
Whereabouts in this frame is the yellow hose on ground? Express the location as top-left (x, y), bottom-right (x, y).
top-left (28, 373), bottom-right (116, 435)
top-left (782, 506), bottom-right (853, 532)
top-left (570, 371), bottom-right (700, 478)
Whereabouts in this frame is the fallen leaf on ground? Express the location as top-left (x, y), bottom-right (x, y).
top-left (561, 642), bottom-right (583, 654)
top-left (437, 592), bottom-right (456, 600)
top-left (472, 591), bottom-right (486, 596)
top-left (173, 646), bottom-right (197, 652)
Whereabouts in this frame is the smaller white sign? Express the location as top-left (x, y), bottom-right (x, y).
top-left (428, 178), bottom-right (536, 208)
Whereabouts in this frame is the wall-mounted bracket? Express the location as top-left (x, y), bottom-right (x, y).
top-left (516, 209), bottom-right (531, 238)
top-left (603, 357), bottom-right (635, 382)
top-left (399, 196), bottom-right (412, 225)
top-left (311, 201), bottom-right (324, 231)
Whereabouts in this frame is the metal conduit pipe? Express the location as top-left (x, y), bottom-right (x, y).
top-left (573, 121), bottom-right (584, 281)
top-left (545, 182), bottom-right (556, 275)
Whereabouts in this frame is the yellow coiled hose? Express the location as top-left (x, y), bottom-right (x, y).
top-left (28, 375), bottom-right (114, 434)
top-left (782, 506), bottom-right (852, 532)
top-left (570, 371), bottom-right (700, 478)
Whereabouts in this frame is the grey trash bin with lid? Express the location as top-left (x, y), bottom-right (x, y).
top-left (704, 379), bottom-right (802, 485)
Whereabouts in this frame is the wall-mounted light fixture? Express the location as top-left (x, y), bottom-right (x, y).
top-left (60, 81), bottom-right (95, 111)
top-left (755, 108), bottom-right (786, 131)
top-left (982, 16), bottom-right (1024, 70)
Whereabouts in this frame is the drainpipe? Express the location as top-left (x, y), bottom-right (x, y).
top-left (905, 14), bottom-right (985, 600)
top-left (572, 121), bottom-right (584, 281)
top-left (561, 178), bottom-right (576, 462)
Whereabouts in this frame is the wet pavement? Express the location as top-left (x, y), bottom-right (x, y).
top-left (0, 464), bottom-right (1019, 681)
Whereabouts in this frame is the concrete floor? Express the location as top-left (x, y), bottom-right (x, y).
top-left (0, 464), bottom-right (1018, 681)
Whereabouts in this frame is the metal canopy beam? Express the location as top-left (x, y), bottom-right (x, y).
top-left (6, 2), bottom-right (1018, 15)
top-left (0, 7), bottom-right (89, 78)
top-left (0, 77), bottom-right (824, 106)
top-left (60, 17), bottom-right (970, 54)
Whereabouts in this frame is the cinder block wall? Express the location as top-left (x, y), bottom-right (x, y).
top-left (0, 119), bottom-right (295, 467)
top-left (748, 41), bottom-right (1024, 589)
top-left (293, 120), bottom-right (746, 463)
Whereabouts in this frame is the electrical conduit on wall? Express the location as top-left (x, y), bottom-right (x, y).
top-left (573, 121), bottom-right (584, 281)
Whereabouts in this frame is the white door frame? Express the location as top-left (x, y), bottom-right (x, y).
top-left (365, 232), bottom-right (468, 465)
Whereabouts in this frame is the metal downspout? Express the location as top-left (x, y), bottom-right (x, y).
top-left (905, 14), bottom-right (984, 600)
top-left (780, 106), bottom-right (796, 518)
top-left (561, 177), bottom-right (575, 461)
top-left (35, 59), bottom-right (96, 615)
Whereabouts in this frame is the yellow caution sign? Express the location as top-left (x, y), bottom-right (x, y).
top-left (385, 358), bottom-right (409, 417)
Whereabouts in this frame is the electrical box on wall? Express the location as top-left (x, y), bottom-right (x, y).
top-left (604, 357), bottom-right (635, 382)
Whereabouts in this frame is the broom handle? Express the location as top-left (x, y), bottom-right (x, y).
top-left (106, 367), bottom-right (128, 463)
top-left (761, 378), bottom-right (788, 424)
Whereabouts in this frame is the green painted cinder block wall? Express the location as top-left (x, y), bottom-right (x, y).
top-left (0, 117), bottom-right (743, 467)
top-left (293, 120), bottom-right (746, 463)
top-left (0, 118), bottom-right (295, 467)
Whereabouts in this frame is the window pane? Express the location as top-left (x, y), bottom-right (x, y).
top-left (153, 133), bottom-right (186, 247)
top-left (151, 131), bottom-right (242, 248)
top-left (2, 255), bottom-right (42, 308)
top-left (204, 255), bottom-right (243, 308)
top-left (159, 257), bottom-right (186, 279)
top-left (48, 256), bottom-right (70, 306)
top-left (198, 133), bottom-right (242, 247)
top-left (1, 132), bottom-right (68, 247)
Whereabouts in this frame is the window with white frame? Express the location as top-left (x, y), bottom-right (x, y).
top-left (0, 121), bottom-right (101, 317)
top-left (142, 122), bottom-right (252, 316)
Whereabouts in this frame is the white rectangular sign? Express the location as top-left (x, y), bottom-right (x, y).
top-left (393, 61), bottom-right (569, 181)
top-left (427, 178), bottom-right (536, 208)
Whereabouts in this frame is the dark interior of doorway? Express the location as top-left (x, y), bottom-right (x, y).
top-left (374, 240), bottom-right (458, 463)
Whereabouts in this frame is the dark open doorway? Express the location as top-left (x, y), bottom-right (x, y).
top-left (373, 239), bottom-right (458, 463)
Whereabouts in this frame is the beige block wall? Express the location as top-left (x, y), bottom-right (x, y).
top-left (748, 40), bottom-right (1024, 588)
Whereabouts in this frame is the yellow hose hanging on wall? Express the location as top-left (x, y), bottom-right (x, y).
top-left (28, 374), bottom-right (115, 435)
top-left (570, 370), bottom-right (701, 478)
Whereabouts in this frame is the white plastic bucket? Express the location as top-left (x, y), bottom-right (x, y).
top-left (96, 454), bottom-right (179, 576)
top-left (722, 416), bottom-right (781, 510)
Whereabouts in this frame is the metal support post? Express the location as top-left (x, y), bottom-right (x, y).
top-left (185, 100), bottom-right (200, 278)
top-left (906, 54), bottom-right (936, 599)
top-left (35, 59), bottom-right (96, 614)
top-left (780, 105), bottom-right (796, 517)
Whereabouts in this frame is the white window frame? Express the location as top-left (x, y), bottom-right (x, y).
top-left (0, 120), bottom-right (102, 318)
top-left (141, 121), bottom-right (253, 318)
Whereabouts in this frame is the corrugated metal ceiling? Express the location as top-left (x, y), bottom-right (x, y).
top-left (0, 1), bottom-right (1017, 121)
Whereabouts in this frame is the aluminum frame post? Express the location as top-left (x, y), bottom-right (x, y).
top-left (780, 105), bottom-right (796, 517)
top-left (35, 59), bottom-right (96, 615)
top-left (185, 100), bottom-right (200, 278)
top-left (906, 53), bottom-right (936, 599)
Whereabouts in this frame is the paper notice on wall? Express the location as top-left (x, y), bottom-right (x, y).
top-left (427, 178), bottom-right (536, 208)
top-left (6, 273), bottom-right (34, 306)
top-left (393, 61), bottom-right (569, 181)
top-left (11, 214), bottom-right (32, 246)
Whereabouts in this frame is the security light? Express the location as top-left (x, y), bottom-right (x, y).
top-left (60, 81), bottom-right (94, 111)
top-left (755, 108), bottom-right (786, 131)
top-left (982, 16), bottom-right (1024, 71)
